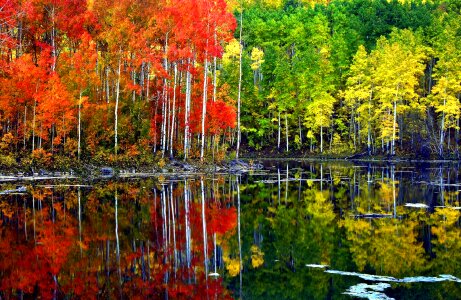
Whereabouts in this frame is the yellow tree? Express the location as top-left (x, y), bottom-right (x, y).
top-left (344, 45), bottom-right (374, 154)
top-left (372, 30), bottom-right (426, 155)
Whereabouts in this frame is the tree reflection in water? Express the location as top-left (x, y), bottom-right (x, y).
top-left (0, 162), bottom-right (460, 299)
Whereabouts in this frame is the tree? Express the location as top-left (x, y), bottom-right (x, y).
top-left (371, 30), bottom-right (426, 155)
top-left (344, 45), bottom-right (374, 154)
top-left (430, 13), bottom-right (461, 157)
top-left (302, 14), bottom-right (336, 153)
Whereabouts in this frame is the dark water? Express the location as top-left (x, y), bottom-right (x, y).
top-left (0, 161), bottom-right (460, 299)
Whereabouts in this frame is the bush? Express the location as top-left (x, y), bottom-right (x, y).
top-left (64, 138), bottom-right (78, 157)
top-left (0, 154), bottom-right (17, 168)
top-left (31, 148), bottom-right (52, 167)
top-left (53, 155), bottom-right (74, 170)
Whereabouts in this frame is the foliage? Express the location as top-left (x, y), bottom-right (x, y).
top-left (0, 0), bottom-right (461, 163)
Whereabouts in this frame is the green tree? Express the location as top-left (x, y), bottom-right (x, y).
top-left (430, 13), bottom-right (461, 157)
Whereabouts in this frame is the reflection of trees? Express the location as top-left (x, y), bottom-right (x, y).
top-left (232, 162), bottom-right (461, 299)
top-left (429, 208), bottom-right (461, 276)
top-left (233, 173), bottom-right (338, 299)
top-left (342, 217), bottom-right (426, 276)
top-left (1, 163), bottom-right (461, 299)
top-left (0, 196), bottom-right (77, 299)
top-left (0, 178), bottom-right (238, 298)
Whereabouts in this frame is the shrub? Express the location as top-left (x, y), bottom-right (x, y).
top-left (31, 148), bottom-right (52, 167)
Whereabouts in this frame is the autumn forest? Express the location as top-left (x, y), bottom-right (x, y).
top-left (1, 0), bottom-right (461, 168)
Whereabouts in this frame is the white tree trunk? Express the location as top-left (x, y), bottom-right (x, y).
top-left (106, 66), bottom-right (110, 103)
top-left (368, 91), bottom-right (372, 155)
top-left (320, 125), bottom-right (323, 153)
top-left (392, 99), bottom-right (397, 156)
top-left (78, 91), bottom-right (82, 160)
top-left (184, 61), bottom-right (192, 160)
top-left (146, 63), bottom-right (150, 101)
top-left (440, 89), bottom-right (447, 157)
top-left (200, 51), bottom-right (209, 161)
top-left (23, 105), bottom-right (27, 150)
top-left (32, 99), bottom-right (36, 152)
top-left (285, 113), bottom-right (289, 152)
top-left (236, 10), bottom-right (243, 159)
top-left (162, 35), bottom-right (169, 158)
top-left (277, 111), bottom-right (281, 150)
top-left (51, 7), bottom-right (57, 72)
top-left (170, 64), bottom-right (177, 158)
top-left (114, 51), bottom-right (122, 155)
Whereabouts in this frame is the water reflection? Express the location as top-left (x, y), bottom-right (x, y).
top-left (0, 162), bottom-right (460, 299)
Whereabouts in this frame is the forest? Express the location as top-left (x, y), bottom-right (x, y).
top-left (1, 0), bottom-right (461, 168)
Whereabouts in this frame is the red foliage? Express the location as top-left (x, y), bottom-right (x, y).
top-left (0, 0), bottom-right (237, 158)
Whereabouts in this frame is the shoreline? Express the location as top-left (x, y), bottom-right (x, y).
top-left (0, 155), bottom-right (460, 184)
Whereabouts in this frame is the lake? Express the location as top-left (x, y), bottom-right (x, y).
top-left (0, 161), bottom-right (460, 299)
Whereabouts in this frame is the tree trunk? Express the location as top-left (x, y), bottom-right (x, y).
top-left (236, 9), bottom-right (243, 160)
top-left (392, 98), bottom-right (397, 156)
top-left (162, 35), bottom-right (169, 158)
top-left (51, 124), bottom-right (54, 154)
top-left (367, 90), bottom-right (372, 155)
top-left (51, 7), bottom-right (57, 72)
top-left (440, 109), bottom-right (445, 157)
top-left (146, 63), bottom-right (150, 101)
top-left (78, 91), bottom-right (82, 160)
top-left (106, 66), bottom-right (110, 103)
top-left (351, 111), bottom-right (356, 150)
top-left (132, 59), bottom-right (136, 103)
top-left (184, 61), bottom-right (192, 160)
top-left (456, 115), bottom-right (459, 157)
top-left (23, 105), bottom-right (27, 150)
top-left (32, 100), bottom-right (36, 152)
top-left (200, 50), bottom-right (209, 161)
top-left (320, 125), bottom-right (323, 153)
top-left (439, 91), bottom-right (447, 157)
top-left (170, 64), bottom-right (177, 159)
top-left (154, 92), bottom-right (159, 153)
top-left (298, 116), bottom-right (302, 148)
top-left (212, 33), bottom-right (218, 160)
top-left (114, 51), bottom-right (122, 155)
top-left (285, 113), bottom-right (289, 152)
top-left (277, 111), bottom-right (281, 150)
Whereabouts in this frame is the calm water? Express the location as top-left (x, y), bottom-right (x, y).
top-left (0, 161), bottom-right (460, 299)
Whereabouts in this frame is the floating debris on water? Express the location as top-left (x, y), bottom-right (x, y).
top-left (434, 206), bottom-right (461, 210)
top-left (325, 270), bottom-right (398, 282)
top-left (404, 203), bottom-right (429, 209)
top-left (304, 266), bottom-right (461, 299)
top-left (0, 186), bottom-right (27, 195)
top-left (316, 268), bottom-right (461, 284)
top-left (305, 264), bottom-right (329, 269)
top-left (400, 274), bottom-right (461, 283)
top-left (344, 283), bottom-right (394, 300)
top-left (353, 214), bottom-right (393, 219)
